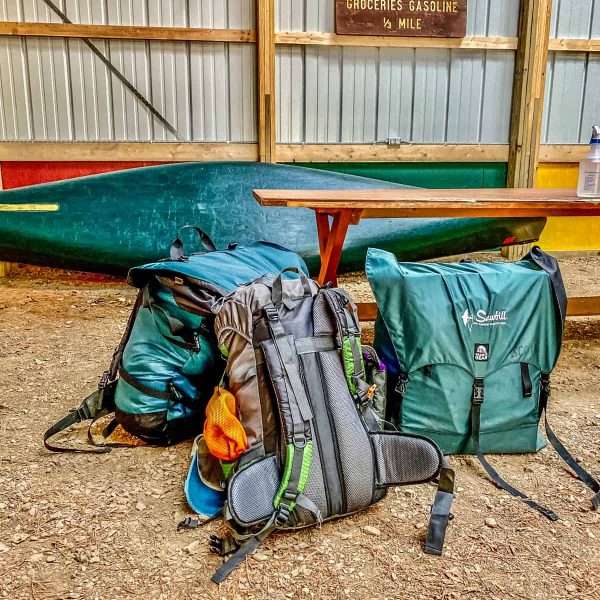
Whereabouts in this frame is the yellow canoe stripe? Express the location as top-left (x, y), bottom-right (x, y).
top-left (0, 203), bottom-right (60, 212)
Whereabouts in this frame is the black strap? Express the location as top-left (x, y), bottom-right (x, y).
top-left (270, 267), bottom-right (313, 308)
top-left (539, 374), bottom-right (600, 509)
top-left (118, 366), bottom-right (174, 401)
top-left (170, 225), bottom-right (217, 261)
top-left (43, 292), bottom-right (145, 453)
top-left (470, 379), bottom-right (559, 521)
top-left (424, 459), bottom-right (455, 555)
top-left (520, 363), bottom-right (533, 398)
top-left (211, 535), bottom-right (264, 584)
top-left (43, 387), bottom-right (114, 454)
top-left (524, 246), bottom-right (567, 332)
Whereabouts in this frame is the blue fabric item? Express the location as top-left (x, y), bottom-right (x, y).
top-left (184, 440), bottom-right (225, 517)
top-left (128, 241), bottom-right (309, 291)
top-left (114, 240), bottom-right (309, 445)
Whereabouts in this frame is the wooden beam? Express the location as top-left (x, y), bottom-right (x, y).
top-left (567, 296), bottom-right (600, 317)
top-left (508, 0), bottom-right (553, 188)
top-left (275, 31), bottom-right (518, 50)
top-left (539, 144), bottom-right (590, 163)
top-left (0, 141), bottom-right (589, 164)
top-left (358, 297), bottom-right (600, 321)
top-left (1, 21), bottom-right (597, 54)
top-left (0, 21), bottom-right (256, 43)
top-left (548, 38), bottom-right (600, 52)
top-left (277, 144), bottom-right (509, 163)
top-left (256, 0), bottom-right (276, 164)
top-left (0, 142), bottom-right (258, 162)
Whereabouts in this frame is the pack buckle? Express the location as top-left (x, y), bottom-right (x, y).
top-left (472, 379), bottom-right (485, 405)
top-left (264, 306), bottom-right (279, 322)
top-left (274, 504), bottom-right (291, 527)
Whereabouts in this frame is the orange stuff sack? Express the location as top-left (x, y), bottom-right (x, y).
top-left (203, 388), bottom-right (248, 461)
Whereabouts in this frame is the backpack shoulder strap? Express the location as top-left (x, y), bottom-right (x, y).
top-left (425, 458), bottom-right (455, 556)
top-left (212, 301), bottom-right (315, 583)
top-left (43, 290), bottom-right (143, 453)
top-left (470, 378), bottom-right (560, 521)
top-left (539, 374), bottom-right (600, 509)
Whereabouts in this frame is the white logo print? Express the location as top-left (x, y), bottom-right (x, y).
top-left (462, 309), bottom-right (508, 330)
top-left (462, 309), bottom-right (474, 330)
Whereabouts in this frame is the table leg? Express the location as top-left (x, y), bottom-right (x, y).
top-left (316, 209), bottom-right (352, 287)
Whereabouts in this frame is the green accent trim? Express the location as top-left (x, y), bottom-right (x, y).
top-left (297, 441), bottom-right (313, 495)
top-left (221, 461), bottom-right (235, 479)
top-left (218, 343), bottom-right (229, 358)
top-left (288, 162), bottom-right (508, 189)
top-left (274, 443), bottom-right (295, 509)
top-left (273, 441), bottom-right (314, 512)
top-left (342, 337), bottom-right (364, 394)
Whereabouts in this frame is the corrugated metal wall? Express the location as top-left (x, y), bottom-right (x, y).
top-left (0, 0), bottom-right (597, 147)
top-left (276, 0), bottom-right (519, 144)
top-left (0, 0), bottom-right (256, 142)
top-left (542, 0), bottom-right (600, 144)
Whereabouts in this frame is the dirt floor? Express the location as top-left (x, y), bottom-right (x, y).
top-left (1, 255), bottom-right (599, 600)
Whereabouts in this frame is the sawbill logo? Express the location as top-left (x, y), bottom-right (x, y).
top-left (462, 309), bottom-right (508, 331)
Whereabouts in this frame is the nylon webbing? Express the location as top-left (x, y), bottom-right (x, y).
top-left (539, 374), bottom-right (600, 509)
top-left (470, 379), bottom-right (559, 521)
top-left (520, 363), bottom-right (533, 398)
top-left (425, 459), bottom-right (455, 555)
top-left (264, 306), bottom-right (313, 425)
top-left (118, 366), bottom-right (174, 401)
top-left (44, 388), bottom-right (113, 453)
top-left (211, 535), bottom-right (264, 584)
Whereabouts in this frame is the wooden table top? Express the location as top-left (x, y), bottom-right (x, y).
top-left (253, 188), bottom-right (600, 218)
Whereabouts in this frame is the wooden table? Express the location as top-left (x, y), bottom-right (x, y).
top-left (253, 188), bottom-right (600, 318)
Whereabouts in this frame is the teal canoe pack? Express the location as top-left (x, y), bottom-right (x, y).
top-left (195, 268), bottom-right (455, 583)
top-left (367, 246), bottom-right (600, 518)
top-left (44, 227), bottom-right (309, 452)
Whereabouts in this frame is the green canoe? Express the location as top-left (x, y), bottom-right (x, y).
top-left (0, 162), bottom-right (545, 275)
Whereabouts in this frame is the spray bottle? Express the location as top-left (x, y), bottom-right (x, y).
top-left (577, 125), bottom-right (600, 198)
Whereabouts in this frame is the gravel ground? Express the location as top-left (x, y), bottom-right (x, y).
top-left (0, 255), bottom-right (599, 600)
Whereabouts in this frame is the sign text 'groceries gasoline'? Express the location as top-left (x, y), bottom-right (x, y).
top-left (336, 0), bottom-right (468, 37)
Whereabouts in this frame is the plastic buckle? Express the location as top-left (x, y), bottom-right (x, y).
top-left (283, 490), bottom-right (299, 504)
top-left (209, 535), bottom-right (239, 557)
top-left (168, 382), bottom-right (183, 401)
top-left (274, 504), bottom-right (291, 527)
top-left (292, 433), bottom-right (307, 449)
top-left (193, 332), bottom-right (201, 352)
top-left (264, 306), bottom-right (279, 321)
top-left (98, 370), bottom-right (111, 390)
top-left (395, 374), bottom-right (409, 396)
top-left (472, 379), bottom-right (485, 405)
top-left (71, 405), bottom-right (90, 422)
top-left (177, 516), bottom-right (199, 531)
top-left (541, 377), bottom-right (551, 398)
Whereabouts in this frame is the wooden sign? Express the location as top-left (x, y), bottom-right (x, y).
top-left (336, 0), bottom-right (468, 38)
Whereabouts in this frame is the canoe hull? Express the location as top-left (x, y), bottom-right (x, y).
top-left (0, 162), bottom-right (545, 275)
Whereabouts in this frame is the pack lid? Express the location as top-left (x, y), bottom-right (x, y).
top-left (128, 241), bottom-right (308, 293)
top-left (366, 248), bottom-right (563, 378)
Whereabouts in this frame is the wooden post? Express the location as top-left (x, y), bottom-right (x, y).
top-left (256, 0), bottom-right (276, 163)
top-left (0, 163), bottom-right (10, 278)
top-left (508, 0), bottom-right (553, 188)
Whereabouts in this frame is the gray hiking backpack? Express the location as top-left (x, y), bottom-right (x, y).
top-left (207, 268), bottom-right (455, 583)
